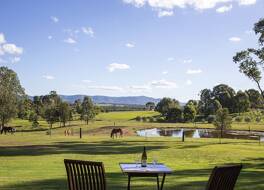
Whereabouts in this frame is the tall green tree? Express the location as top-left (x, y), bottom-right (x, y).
top-left (183, 102), bottom-right (197, 122)
top-left (145, 102), bottom-right (155, 111)
top-left (234, 91), bottom-right (250, 114)
top-left (214, 108), bottom-right (232, 141)
top-left (59, 102), bottom-right (71, 127)
top-left (233, 18), bottom-right (264, 99)
top-left (212, 84), bottom-right (236, 112)
top-left (155, 97), bottom-right (180, 117)
top-left (0, 67), bottom-right (25, 127)
top-left (81, 96), bottom-right (96, 125)
top-left (42, 91), bottom-right (61, 129)
top-left (246, 89), bottom-right (263, 109)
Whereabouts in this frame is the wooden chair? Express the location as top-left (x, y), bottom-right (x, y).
top-left (205, 164), bottom-right (243, 190)
top-left (64, 159), bottom-right (107, 190)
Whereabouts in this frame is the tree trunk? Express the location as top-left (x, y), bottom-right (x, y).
top-left (255, 80), bottom-right (264, 99)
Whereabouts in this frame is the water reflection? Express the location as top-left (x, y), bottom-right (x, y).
top-left (136, 128), bottom-right (264, 140)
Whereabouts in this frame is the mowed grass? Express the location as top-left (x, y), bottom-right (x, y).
top-left (96, 111), bottom-right (159, 121)
top-left (0, 133), bottom-right (264, 190)
top-left (9, 110), bottom-right (264, 132)
top-left (1, 111), bottom-right (264, 190)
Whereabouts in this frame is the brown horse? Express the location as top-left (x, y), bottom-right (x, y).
top-left (111, 128), bottom-right (123, 138)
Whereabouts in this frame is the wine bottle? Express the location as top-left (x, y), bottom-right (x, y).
top-left (141, 146), bottom-right (147, 167)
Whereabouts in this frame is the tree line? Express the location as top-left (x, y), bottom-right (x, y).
top-left (0, 67), bottom-right (100, 129)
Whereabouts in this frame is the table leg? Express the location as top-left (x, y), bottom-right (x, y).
top-left (127, 175), bottom-right (131, 190)
top-left (156, 175), bottom-right (160, 190)
top-left (160, 174), bottom-right (166, 190)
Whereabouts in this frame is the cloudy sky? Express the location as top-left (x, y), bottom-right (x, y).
top-left (0, 0), bottom-right (263, 101)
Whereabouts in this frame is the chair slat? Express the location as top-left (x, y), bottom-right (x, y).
top-left (64, 159), bottom-right (107, 190)
top-left (205, 164), bottom-right (242, 190)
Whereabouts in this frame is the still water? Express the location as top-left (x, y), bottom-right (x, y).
top-left (137, 128), bottom-right (264, 141)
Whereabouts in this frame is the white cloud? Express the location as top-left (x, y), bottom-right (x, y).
top-left (186, 69), bottom-right (202, 74)
top-left (158, 10), bottom-right (174, 17)
top-left (64, 38), bottom-right (76, 44)
top-left (229, 37), bottom-right (241, 42)
top-left (123, 0), bottom-right (257, 16)
top-left (86, 85), bottom-right (123, 91)
top-left (238, 0), bottom-right (256, 5)
top-left (48, 35), bottom-right (53, 40)
top-left (126, 43), bottom-right (135, 48)
top-left (167, 57), bottom-right (175, 62)
top-left (216, 4), bottom-right (232, 13)
top-left (2, 43), bottom-right (23, 55)
top-left (162, 71), bottom-right (168, 75)
top-left (82, 27), bottom-right (94, 37)
top-left (0, 33), bottom-right (6, 44)
top-left (108, 63), bottom-right (130, 72)
top-left (82, 80), bottom-right (92, 83)
top-left (186, 79), bottom-right (192, 85)
top-left (11, 57), bottom-right (20, 63)
top-left (183, 59), bottom-right (192, 64)
top-left (50, 16), bottom-right (59, 23)
top-left (128, 85), bottom-right (152, 92)
top-left (42, 75), bottom-right (55, 80)
top-left (151, 79), bottom-right (178, 89)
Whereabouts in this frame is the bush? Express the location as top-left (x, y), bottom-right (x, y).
top-left (230, 113), bottom-right (239, 118)
top-left (194, 115), bottom-right (207, 122)
top-left (149, 117), bottom-right (154, 122)
top-left (207, 115), bottom-right (216, 123)
top-left (256, 117), bottom-right (262, 122)
top-left (234, 116), bottom-right (243, 122)
top-left (135, 116), bottom-right (142, 122)
top-left (142, 117), bottom-right (147, 122)
top-left (32, 120), bottom-right (39, 128)
top-left (244, 117), bottom-right (251, 123)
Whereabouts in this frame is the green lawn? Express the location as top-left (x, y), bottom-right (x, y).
top-left (0, 132), bottom-right (264, 190)
top-left (8, 111), bottom-right (264, 133)
top-left (1, 111), bottom-right (264, 190)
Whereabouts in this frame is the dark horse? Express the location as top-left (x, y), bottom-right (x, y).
top-left (111, 128), bottom-right (123, 138)
top-left (0, 126), bottom-right (16, 134)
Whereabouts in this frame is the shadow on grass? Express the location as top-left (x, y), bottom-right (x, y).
top-left (1, 166), bottom-right (263, 190)
top-left (0, 140), bottom-right (168, 157)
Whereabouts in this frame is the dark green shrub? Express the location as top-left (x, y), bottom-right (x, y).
top-left (207, 115), bottom-right (216, 123)
top-left (135, 116), bottom-right (142, 121)
top-left (244, 117), bottom-right (251, 123)
top-left (235, 116), bottom-right (243, 122)
top-left (149, 117), bottom-right (154, 122)
top-left (194, 115), bottom-right (207, 122)
top-left (256, 117), bottom-right (261, 122)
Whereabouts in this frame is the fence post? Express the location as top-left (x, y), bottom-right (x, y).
top-left (182, 131), bottom-right (185, 142)
top-left (80, 128), bottom-right (82, 139)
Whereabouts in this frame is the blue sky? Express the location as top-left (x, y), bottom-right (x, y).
top-left (0, 0), bottom-right (263, 101)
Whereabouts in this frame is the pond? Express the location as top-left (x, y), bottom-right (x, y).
top-left (136, 128), bottom-right (264, 141)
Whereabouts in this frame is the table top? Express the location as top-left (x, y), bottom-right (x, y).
top-left (119, 163), bottom-right (172, 174)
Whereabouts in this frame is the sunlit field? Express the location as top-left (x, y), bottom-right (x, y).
top-left (1, 111), bottom-right (264, 190)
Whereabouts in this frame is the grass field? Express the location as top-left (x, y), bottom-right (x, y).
top-left (1, 111), bottom-right (264, 190)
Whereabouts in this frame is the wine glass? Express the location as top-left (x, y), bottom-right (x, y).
top-left (134, 155), bottom-right (140, 168)
top-left (152, 156), bottom-right (158, 167)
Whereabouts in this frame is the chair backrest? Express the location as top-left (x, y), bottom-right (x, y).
top-left (64, 159), bottom-right (107, 190)
top-left (205, 164), bottom-right (242, 190)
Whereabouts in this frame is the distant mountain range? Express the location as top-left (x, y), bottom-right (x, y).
top-left (29, 95), bottom-right (187, 106)
top-left (60, 95), bottom-right (161, 105)
top-left (29, 95), bottom-right (161, 105)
